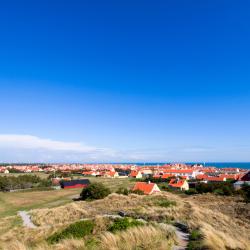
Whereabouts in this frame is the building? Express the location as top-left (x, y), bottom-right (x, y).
top-left (132, 182), bottom-right (161, 195)
top-left (60, 179), bottom-right (90, 189)
top-left (168, 178), bottom-right (189, 191)
top-left (129, 171), bottom-right (143, 178)
top-left (234, 171), bottom-right (250, 190)
top-left (104, 171), bottom-right (119, 178)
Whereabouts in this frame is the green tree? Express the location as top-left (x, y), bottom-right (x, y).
top-left (80, 182), bottom-right (111, 200)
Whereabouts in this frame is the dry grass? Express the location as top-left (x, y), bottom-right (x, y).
top-left (0, 187), bottom-right (250, 250)
top-left (99, 224), bottom-right (175, 250)
top-left (30, 193), bottom-right (183, 226)
top-left (185, 194), bottom-right (250, 250)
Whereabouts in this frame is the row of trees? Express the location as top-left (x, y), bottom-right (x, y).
top-left (0, 175), bottom-right (51, 191)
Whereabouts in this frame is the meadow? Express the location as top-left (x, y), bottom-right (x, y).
top-left (0, 174), bottom-right (249, 250)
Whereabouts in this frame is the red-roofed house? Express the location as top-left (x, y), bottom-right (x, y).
top-left (240, 171), bottom-right (250, 181)
top-left (104, 171), bottom-right (119, 178)
top-left (204, 176), bottom-right (226, 182)
top-left (168, 178), bottom-right (189, 191)
top-left (129, 171), bottom-right (142, 178)
top-left (132, 182), bottom-right (161, 195)
top-left (153, 173), bottom-right (174, 179)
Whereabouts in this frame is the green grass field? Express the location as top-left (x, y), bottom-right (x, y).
top-left (0, 175), bottom-right (134, 218)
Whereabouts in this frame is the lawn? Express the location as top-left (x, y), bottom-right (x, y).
top-left (0, 188), bottom-right (81, 217)
top-left (0, 176), bottom-right (134, 218)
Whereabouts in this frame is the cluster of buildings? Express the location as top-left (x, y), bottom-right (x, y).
top-left (1, 163), bottom-right (249, 192)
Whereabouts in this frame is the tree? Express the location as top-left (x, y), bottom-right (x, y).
top-left (80, 183), bottom-right (111, 200)
top-left (241, 183), bottom-right (250, 203)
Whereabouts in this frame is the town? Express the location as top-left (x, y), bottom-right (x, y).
top-left (0, 163), bottom-right (249, 192)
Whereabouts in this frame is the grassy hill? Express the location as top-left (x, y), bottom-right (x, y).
top-left (0, 177), bottom-right (249, 250)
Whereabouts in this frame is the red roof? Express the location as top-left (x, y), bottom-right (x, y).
top-left (169, 178), bottom-right (186, 188)
top-left (106, 171), bottom-right (117, 177)
top-left (130, 170), bottom-right (139, 177)
top-left (204, 176), bottom-right (225, 182)
top-left (240, 171), bottom-right (250, 181)
top-left (132, 182), bottom-right (157, 195)
top-left (163, 169), bottom-right (194, 174)
top-left (219, 174), bottom-right (239, 180)
top-left (196, 174), bottom-right (208, 180)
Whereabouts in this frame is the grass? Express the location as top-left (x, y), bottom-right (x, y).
top-left (0, 175), bottom-right (250, 250)
top-left (47, 220), bottom-right (94, 244)
top-left (0, 188), bottom-right (81, 217)
top-left (100, 224), bottom-right (175, 250)
top-left (0, 172), bottom-right (49, 179)
top-left (0, 176), bottom-right (133, 218)
top-left (107, 217), bottom-right (144, 232)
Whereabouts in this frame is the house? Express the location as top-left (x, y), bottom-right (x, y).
top-left (240, 171), bottom-right (250, 181)
top-left (162, 169), bottom-right (200, 179)
top-left (104, 171), bottom-right (119, 178)
top-left (168, 178), bottom-right (189, 191)
top-left (204, 176), bottom-right (226, 182)
top-left (129, 171), bottom-right (143, 178)
top-left (132, 182), bottom-right (161, 195)
top-left (196, 174), bottom-right (226, 182)
top-left (82, 171), bottom-right (97, 176)
top-left (60, 179), bottom-right (90, 189)
top-left (234, 171), bottom-right (250, 190)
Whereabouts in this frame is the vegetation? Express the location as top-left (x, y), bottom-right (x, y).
top-left (80, 183), bottom-right (111, 200)
top-left (187, 229), bottom-right (205, 250)
top-left (239, 183), bottom-right (250, 203)
top-left (185, 182), bottom-right (234, 196)
top-left (116, 187), bottom-right (144, 195)
top-left (100, 225), bottom-right (175, 250)
top-left (0, 173), bottom-right (249, 250)
top-left (108, 217), bottom-right (143, 233)
top-left (47, 220), bottom-right (94, 243)
top-left (155, 199), bottom-right (176, 208)
top-left (0, 175), bottom-right (51, 191)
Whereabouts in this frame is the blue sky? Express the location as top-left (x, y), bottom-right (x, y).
top-left (0, 0), bottom-right (250, 162)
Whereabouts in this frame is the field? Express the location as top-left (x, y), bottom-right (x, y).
top-left (0, 174), bottom-right (249, 250)
top-left (0, 176), bottom-right (133, 218)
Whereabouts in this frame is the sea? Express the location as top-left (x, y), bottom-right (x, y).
top-left (134, 162), bottom-right (250, 170)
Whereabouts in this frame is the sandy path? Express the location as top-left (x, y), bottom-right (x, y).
top-left (18, 211), bottom-right (37, 229)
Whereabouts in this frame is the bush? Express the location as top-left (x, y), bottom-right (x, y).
top-left (80, 183), bottom-right (111, 200)
top-left (0, 175), bottom-right (51, 191)
top-left (195, 182), bottom-right (234, 196)
top-left (108, 218), bottom-right (143, 233)
top-left (131, 189), bottom-right (144, 195)
top-left (155, 199), bottom-right (176, 208)
top-left (187, 229), bottom-right (204, 250)
top-left (116, 187), bottom-right (130, 195)
top-left (241, 183), bottom-right (250, 203)
top-left (185, 188), bottom-right (198, 195)
top-left (47, 220), bottom-right (94, 244)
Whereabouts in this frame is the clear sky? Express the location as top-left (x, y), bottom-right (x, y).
top-left (0, 0), bottom-right (250, 163)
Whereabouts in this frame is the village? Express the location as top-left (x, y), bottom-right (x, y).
top-left (0, 163), bottom-right (249, 193)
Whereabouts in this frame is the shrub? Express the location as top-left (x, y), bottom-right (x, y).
top-left (187, 229), bottom-right (204, 250)
top-left (241, 183), bottom-right (250, 203)
top-left (155, 199), bottom-right (176, 208)
top-left (131, 189), bottom-right (145, 195)
top-left (108, 218), bottom-right (143, 233)
top-left (116, 187), bottom-right (130, 195)
top-left (185, 188), bottom-right (198, 195)
top-left (213, 188), bottom-right (224, 196)
top-left (47, 220), bottom-right (94, 244)
top-left (195, 182), bottom-right (234, 196)
top-left (80, 183), bottom-right (111, 200)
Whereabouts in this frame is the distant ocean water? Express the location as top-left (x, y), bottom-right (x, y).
top-left (135, 162), bottom-right (250, 170)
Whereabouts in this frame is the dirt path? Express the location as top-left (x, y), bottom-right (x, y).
top-left (172, 227), bottom-right (189, 250)
top-left (18, 211), bottom-right (37, 229)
